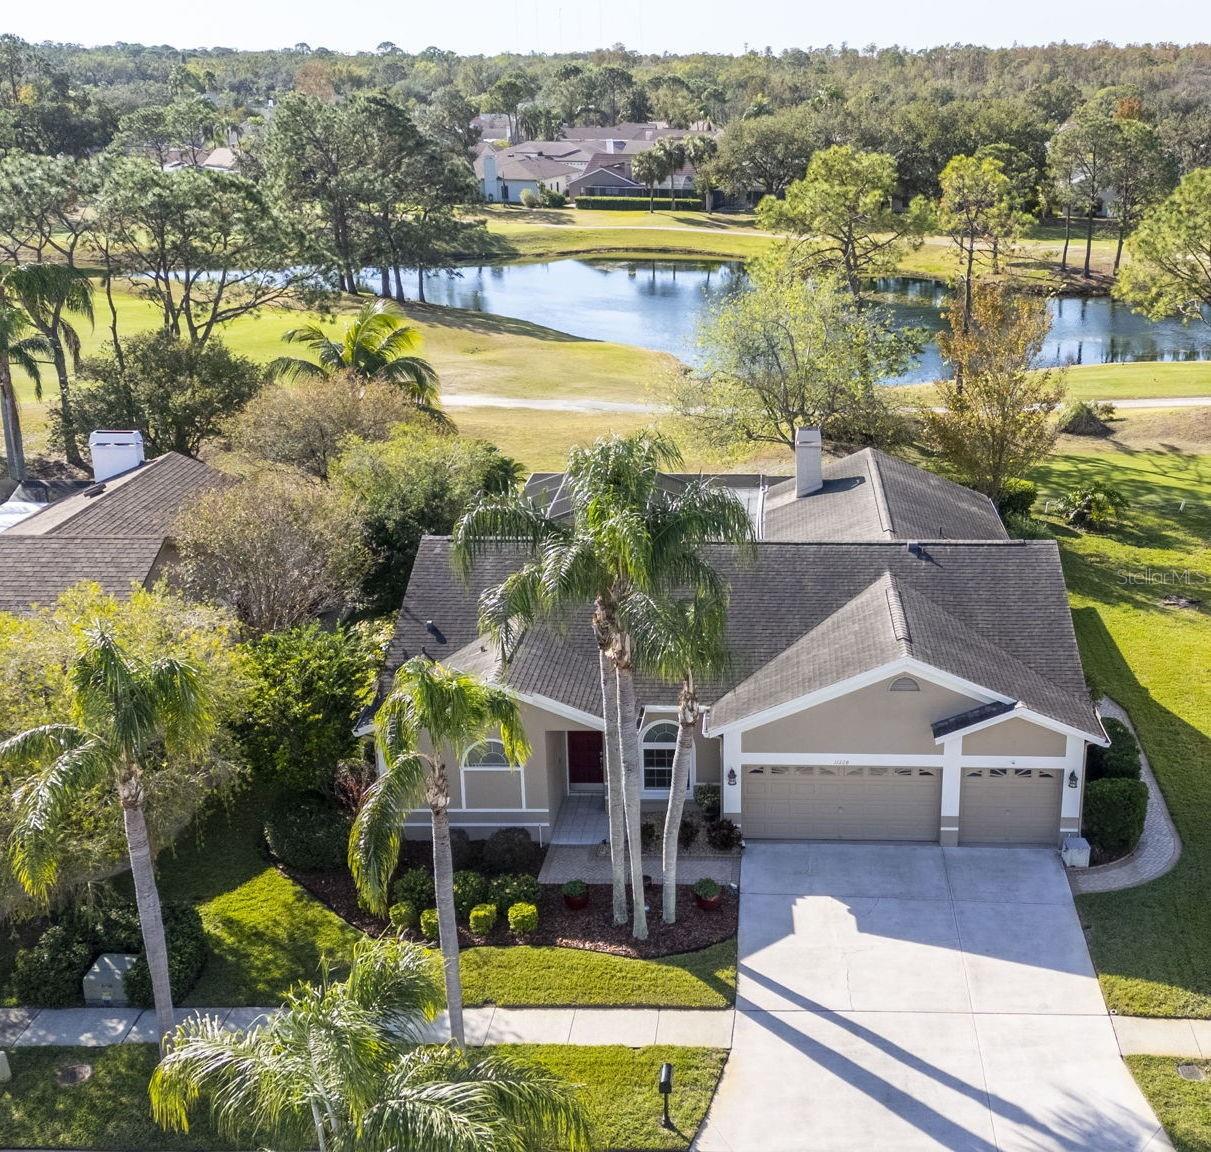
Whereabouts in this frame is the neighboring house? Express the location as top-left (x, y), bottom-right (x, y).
top-left (0, 431), bottom-right (226, 614)
top-left (475, 148), bottom-right (575, 203)
top-left (371, 430), bottom-right (1106, 849)
top-left (161, 146), bottom-right (240, 173)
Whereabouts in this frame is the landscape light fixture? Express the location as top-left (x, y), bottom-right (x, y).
top-left (658, 1062), bottom-right (674, 1129)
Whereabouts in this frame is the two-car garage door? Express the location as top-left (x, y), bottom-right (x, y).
top-left (743, 763), bottom-right (942, 841)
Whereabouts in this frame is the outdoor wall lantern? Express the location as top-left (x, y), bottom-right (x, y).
top-left (727, 768), bottom-right (737, 786)
top-left (658, 1062), bottom-right (674, 1129)
top-left (1067, 770), bottom-right (1079, 789)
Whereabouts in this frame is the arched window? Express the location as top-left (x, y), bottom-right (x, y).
top-left (641, 722), bottom-right (679, 791)
top-left (463, 739), bottom-right (510, 769)
top-left (889, 676), bottom-right (920, 693)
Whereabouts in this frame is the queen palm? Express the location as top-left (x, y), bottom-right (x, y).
top-left (8, 264), bottom-right (95, 467)
top-left (349, 657), bottom-right (529, 1050)
top-left (0, 268), bottom-right (52, 483)
top-left (628, 588), bottom-right (729, 924)
top-left (268, 298), bottom-right (442, 414)
top-left (0, 624), bottom-right (214, 1044)
top-left (151, 936), bottom-right (589, 1152)
top-left (452, 431), bottom-right (753, 941)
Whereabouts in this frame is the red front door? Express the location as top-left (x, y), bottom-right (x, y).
top-left (567, 731), bottom-right (604, 787)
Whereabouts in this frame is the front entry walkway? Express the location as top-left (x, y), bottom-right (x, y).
top-left (695, 842), bottom-right (1171, 1152)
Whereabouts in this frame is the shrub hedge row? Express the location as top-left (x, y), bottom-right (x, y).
top-left (572, 196), bottom-right (704, 211)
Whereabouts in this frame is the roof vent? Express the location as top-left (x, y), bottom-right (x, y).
top-left (907, 541), bottom-right (923, 558)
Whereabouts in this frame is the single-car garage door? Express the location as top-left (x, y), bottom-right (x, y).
top-left (742, 763), bottom-right (941, 841)
top-left (958, 767), bottom-right (1062, 845)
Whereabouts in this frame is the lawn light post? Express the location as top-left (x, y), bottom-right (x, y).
top-left (659, 1061), bottom-right (674, 1129)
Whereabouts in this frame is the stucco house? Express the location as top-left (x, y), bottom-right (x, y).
top-left (373, 430), bottom-right (1106, 848)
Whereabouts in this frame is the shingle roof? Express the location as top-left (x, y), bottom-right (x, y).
top-left (0, 536), bottom-right (168, 614)
top-left (931, 700), bottom-right (1017, 740)
top-left (384, 538), bottom-right (1101, 738)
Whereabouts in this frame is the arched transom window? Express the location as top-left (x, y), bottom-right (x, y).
top-left (463, 739), bottom-right (510, 769)
top-left (641, 722), bottom-right (679, 791)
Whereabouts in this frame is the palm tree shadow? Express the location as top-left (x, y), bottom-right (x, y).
top-left (402, 300), bottom-right (596, 344)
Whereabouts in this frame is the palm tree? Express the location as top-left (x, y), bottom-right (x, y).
top-left (8, 264), bottom-right (95, 467)
top-left (268, 299), bottom-right (442, 416)
top-left (653, 138), bottom-right (688, 212)
top-left (0, 268), bottom-right (51, 484)
top-left (151, 936), bottom-right (589, 1152)
top-left (453, 431), bottom-right (754, 941)
top-left (631, 149), bottom-right (662, 213)
top-left (349, 657), bottom-right (529, 1050)
top-left (628, 589), bottom-right (729, 924)
top-left (0, 624), bottom-right (214, 1044)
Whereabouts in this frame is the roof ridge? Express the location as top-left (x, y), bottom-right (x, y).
top-left (863, 450), bottom-right (896, 537)
top-left (882, 572), bottom-right (912, 655)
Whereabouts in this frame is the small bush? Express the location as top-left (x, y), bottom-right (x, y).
top-left (468, 903), bottom-right (498, 936)
top-left (263, 794), bottom-right (351, 872)
top-left (1003, 513), bottom-right (1053, 540)
top-left (448, 828), bottom-right (483, 872)
top-left (573, 195), bottom-right (704, 211)
top-left (388, 901), bottom-right (418, 932)
top-left (692, 877), bottom-right (720, 899)
top-left (482, 827), bottom-right (540, 875)
top-left (392, 867), bottom-right (435, 911)
top-left (508, 902), bottom-right (539, 936)
top-left (1058, 483), bottom-right (1129, 530)
top-left (640, 819), bottom-right (659, 853)
top-left (705, 818), bottom-right (742, 851)
top-left (452, 870), bottom-right (488, 920)
top-left (678, 816), bottom-right (700, 851)
top-left (1083, 778), bottom-right (1148, 857)
top-left (694, 784), bottom-right (721, 822)
top-left (488, 873), bottom-right (539, 914)
top-left (540, 187), bottom-right (567, 208)
top-left (561, 879), bottom-right (587, 899)
top-left (124, 903), bottom-right (207, 1008)
top-left (11, 926), bottom-right (92, 1008)
top-left (997, 478), bottom-right (1037, 519)
top-left (419, 908), bottom-right (440, 941)
top-left (519, 187), bottom-right (542, 208)
top-left (1087, 717), bottom-right (1142, 781)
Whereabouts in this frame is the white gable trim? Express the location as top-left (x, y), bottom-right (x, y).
top-left (933, 702), bottom-right (1108, 747)
top-left (703, 656), bottom-right (1006, 738)
top-left (509, 689), bottom-right (605, 731)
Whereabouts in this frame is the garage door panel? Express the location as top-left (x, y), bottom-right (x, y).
top-left (959, 767), bottom-right (1062, 845)
top-left (743, 764), bottom-right (941, 841)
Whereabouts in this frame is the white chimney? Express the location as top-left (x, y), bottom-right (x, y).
top-left (482, 150), bottom-right (497, 195)
top-left (795, 428), bottom-right (823, 497)
top-left (89, 430), bottom-right (144, 483)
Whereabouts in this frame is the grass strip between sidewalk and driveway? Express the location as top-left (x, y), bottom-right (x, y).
top-left (1126, 1057), bottom-right (1211, 1152)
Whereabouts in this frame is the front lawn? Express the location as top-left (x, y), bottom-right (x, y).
top-left (462, 940), bottom-right (737, 1009)
top-left (0, 1043), bottom-right (726, 1152)
top-left (1127, 1057), bottom-right (1211, 1152)
top-left (1030, 448), bottom-right (1211, 1017)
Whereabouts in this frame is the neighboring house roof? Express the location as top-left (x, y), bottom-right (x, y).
top-left (0, 536), bottom-right (169, 614)
top-left (382, 537), bottom-right (1101, 741)
top-left (476, 152), bottom-right (578, 182)
top-left (567, 165), bottom-right (644, 192)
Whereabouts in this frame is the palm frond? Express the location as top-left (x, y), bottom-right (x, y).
top-left (265, 355), bottom-right (326, 383)
top-left (342, 936), bottom-right (444, 1038)
top-left (450, 495), bottom-right (563, 578)
top-left (348, 748), bottom-right (427, 915)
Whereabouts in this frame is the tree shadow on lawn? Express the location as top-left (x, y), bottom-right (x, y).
top-left (401, 299), bottom-right (596, 344)
top-left (1072, 606), bottom-right (1211, 1017)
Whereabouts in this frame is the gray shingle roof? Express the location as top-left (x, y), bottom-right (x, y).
top-left (384, 538), bottom-right (1101, 738)
top-left (932, 700), bottom-right (1017, 739)
top-left (0, 536), bottom-right (167, 614)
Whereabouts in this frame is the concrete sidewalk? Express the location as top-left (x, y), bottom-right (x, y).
top-left (1112, 1016), bottom-right (1211, 1058)
top-left (0, 1004), bottom-right (735, 1049)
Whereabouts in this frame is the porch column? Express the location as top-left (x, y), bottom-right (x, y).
top-left (722, 730), bottom-right (742, 819)
top-left (940, 736), bottom-right (961, 847)
top-left (1060, 734), bottom-right (1086, 843)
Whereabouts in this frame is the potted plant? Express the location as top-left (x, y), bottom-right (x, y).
top-left (561, 879), bottom-right (589, 910)
top-left (692, 877), bottom-right (722, 911)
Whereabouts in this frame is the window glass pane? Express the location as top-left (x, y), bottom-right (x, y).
top-left (465, 739), bottom-right (509, 767)
top-left (645, 722), bottom-right (678, 744)
top-left (643, 746), bottom-right (674, 790)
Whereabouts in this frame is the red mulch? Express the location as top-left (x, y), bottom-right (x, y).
top-left (281, 867), bottom-right (736, 959)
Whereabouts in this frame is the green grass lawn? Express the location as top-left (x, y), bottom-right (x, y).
top-left (0, 1043), bottom-right (725, 1152)
top-left (1028, 448), bottom-right (1211, 1018)
top-left (1127, 1058), bottom-right (1211, 1152)
top-left (462, 940), bottom-right (737, 1009)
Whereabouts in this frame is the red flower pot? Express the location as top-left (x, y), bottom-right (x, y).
top-left (563, 891), bottom-right (590, 910)
top-left (694, 890), bottom-right (723, 911)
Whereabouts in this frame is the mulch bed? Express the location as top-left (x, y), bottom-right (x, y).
top-left (281, 866), bottom-right (736, 959)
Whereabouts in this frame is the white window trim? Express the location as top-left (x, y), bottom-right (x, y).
top-left (640, 720), bottom-right (694, 799)
top-left (459, 738), bottom-right (527, 809)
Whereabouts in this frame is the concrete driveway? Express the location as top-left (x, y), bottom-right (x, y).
top-left (695, 843), bottom-right (1171, 1152)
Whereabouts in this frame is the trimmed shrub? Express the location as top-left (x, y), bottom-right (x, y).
top-left (561, 879), bottom-right (587, 899)
top-left (488, 873), bottom-right (540, 914)
top-left (392, 867), bottom-right (435, 911)
top-left (11, 926), bottom-right (92, 1008)
top-left (693, 784), bottom-right (721, 822)
top-left (388, 902), bottom-right (418, 932)
top-left (468, 903), bottom-right (498, 936)
top-left (573, 195), bottom-right (704, 211)
top-left (452, 870), bottom-right (488, 920)
top-left (997, 479), bottom-right (1037, 519)
top-left (448, 828), bottom-right (484, 872)
top-left (679, 815), bottom-right (700, 851)
top-left (124, 904), bottom-right (207, 1008)
top-left (540, 188), bottom-right (567, 208)
top-left (1083, 778), bottom-right (1148, 857)
top-left (482, 827), bottom-right (540, 875)
top-left (1003, 513), bottom-right (1053, 540)
top-left (640, 819), bottom-right (660, 853)
top-left (705, 818), bottom-right (742, 851)
top-left (419, 908), bottom-right (440, 941)
top-left (1087, 717), bottom-right (1142, 781)
top-left (692, 877), bottom-right (720, 900)
top-left (263, 794), bottom-right (351, 871)
top-left (507, 902), bottom-right (539, 936)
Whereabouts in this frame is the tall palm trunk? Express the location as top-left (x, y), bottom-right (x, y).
top-left (598, 648), bottom-right (628, 925)
top-left (661, 691), bottom-right (696, 924)
top-left (47, 334), bottom-right (83, 467)
top-left (119, 775), bottom-right (174, 1047)
top-left (614, 654), bottom-right (648, 941)
top-left (428, 763), bottom-right (465, 1048)
top-left (0, 348), bottom-right (26, 484)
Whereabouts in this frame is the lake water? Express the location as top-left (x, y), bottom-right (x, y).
top-left (412, 259), bottom-right (1211, 384)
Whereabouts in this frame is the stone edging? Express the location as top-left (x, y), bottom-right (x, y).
top-left (1068, 697), bottom-right (1182, 895)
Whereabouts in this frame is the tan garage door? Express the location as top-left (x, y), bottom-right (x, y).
top-left (742, 763), bottom-right (941, 841)
top-left (958, 767), bottom-right (1063, 845)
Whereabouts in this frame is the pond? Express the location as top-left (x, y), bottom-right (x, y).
top-left (413, 259), bottom-right (1211, 384)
